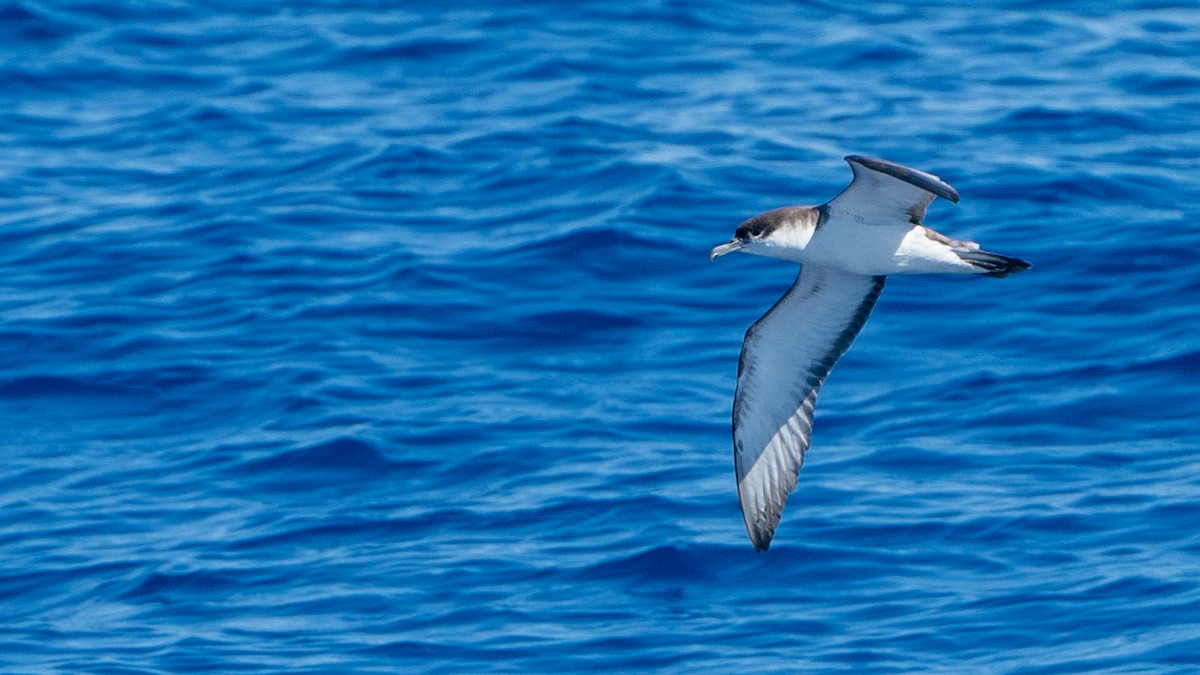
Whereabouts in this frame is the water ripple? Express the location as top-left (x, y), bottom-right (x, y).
top-left (1, 1), bottom-right (1198, 672)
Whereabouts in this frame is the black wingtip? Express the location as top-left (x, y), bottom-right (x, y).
top-left (957, 250), bottom-right (1033, 278)
top-left (748, 528), bottom-right (773, 552)
top-left (844, 154), bottom-right (960, 204)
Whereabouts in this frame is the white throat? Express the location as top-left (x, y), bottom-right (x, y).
top-left (749, 224), bottom-right (817, 262)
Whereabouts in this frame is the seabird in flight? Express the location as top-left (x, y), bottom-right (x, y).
top-left (710, 155), bottom-right (1030, 552)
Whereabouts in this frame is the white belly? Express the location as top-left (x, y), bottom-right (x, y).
top-left (803, 224), bottom-right (976, 276)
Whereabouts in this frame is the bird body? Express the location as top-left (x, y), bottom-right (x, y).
top-left (711, 155), bottom-right (1029, 551)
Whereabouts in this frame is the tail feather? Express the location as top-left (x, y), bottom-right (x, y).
top-left (956, 249), bottom-right (1032, 278)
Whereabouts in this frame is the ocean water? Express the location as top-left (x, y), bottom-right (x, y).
top-left (2, 1), bottom-right (1199, 672)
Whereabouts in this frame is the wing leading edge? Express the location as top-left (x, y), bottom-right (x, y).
top-left (824, 155), bottom-right (958, 229)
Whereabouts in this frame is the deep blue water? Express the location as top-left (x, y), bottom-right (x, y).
top-left (2, 1), bottom-right (1199, 672)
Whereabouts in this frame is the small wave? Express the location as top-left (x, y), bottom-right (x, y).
top-left (0, 2), bottom-right (83, 42)
top-left (121, 569), bottom-right (245, 600)
top-left (835, 44), bottom-right (921, 68)
top-left (239, 437), bottom-right (390, 472)
top-left (501, 310), bottom-right (644, 347)
top-left (983, 107), bottom-right (1153, 136)
top-left (572, 544), bottom-right (736, 584)
top-left (228, 437), bottom-right (432, 492)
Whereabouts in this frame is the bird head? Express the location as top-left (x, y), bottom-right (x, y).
top-left (710, 206), bottom-right (818, 263)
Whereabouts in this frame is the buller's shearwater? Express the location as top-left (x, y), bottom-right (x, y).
top-left (710, 155), bottom-right (1030, 552)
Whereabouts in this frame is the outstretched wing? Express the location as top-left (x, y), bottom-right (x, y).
top-left (733, 265), bottom-right (886, 551)
top-left (824, 155), bottom-right (959, 228)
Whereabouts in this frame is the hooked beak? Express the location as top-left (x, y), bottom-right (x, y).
top-left (709, 239), bottom-right (744, 262)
